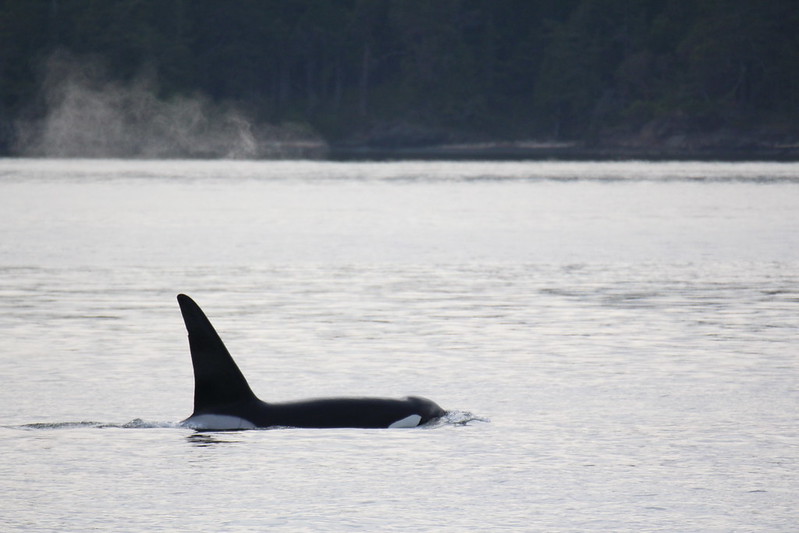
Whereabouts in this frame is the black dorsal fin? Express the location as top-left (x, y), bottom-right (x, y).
top-left (177, 294), bottom-right (257, 413)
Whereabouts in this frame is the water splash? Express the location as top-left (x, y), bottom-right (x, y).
top-left (438, 410), bottom-right (490, 426)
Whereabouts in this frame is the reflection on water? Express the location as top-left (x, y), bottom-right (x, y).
top-left (1, 158), bottom-right (798, 183)
top-left (186, 432), bottom-right (244, 448)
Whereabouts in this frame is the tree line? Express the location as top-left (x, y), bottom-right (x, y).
top-left (1, 0), bottom-right (798, 153)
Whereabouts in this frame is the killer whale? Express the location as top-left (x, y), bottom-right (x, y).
top-left (177, 294), bottom-right (445, 430)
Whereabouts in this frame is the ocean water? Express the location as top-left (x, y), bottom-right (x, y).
top-left (0, 159), bottom-right (797, 531)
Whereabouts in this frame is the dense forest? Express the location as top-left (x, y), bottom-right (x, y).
top-left (1, 0), bottom-right (798, 157)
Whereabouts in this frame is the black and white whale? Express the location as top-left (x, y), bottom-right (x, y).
top-left (177, 294), bottom-right (445, 430)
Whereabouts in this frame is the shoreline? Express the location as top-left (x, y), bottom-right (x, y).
top-left (3, 141), bottom-right (798, 162)
top-left (329, 141), bottom-right (799, 162)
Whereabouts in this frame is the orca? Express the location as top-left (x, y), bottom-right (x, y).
top-left (177, 294), bottom-right (445, 430)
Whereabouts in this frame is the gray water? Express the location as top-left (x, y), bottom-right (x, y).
top-left (1, 159), bottom-right (797, 531)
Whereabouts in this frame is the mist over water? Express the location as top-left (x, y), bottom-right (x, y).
top-left (14, 52), bottom-right (326, 159)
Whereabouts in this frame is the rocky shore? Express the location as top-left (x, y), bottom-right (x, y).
top-left (330, 122), bottom-right (799, 161)
top-left (330, 140), bottom-right (799, 161)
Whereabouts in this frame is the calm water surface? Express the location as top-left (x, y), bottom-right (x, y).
top-left (1, 159), bottom-right (797, 531)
